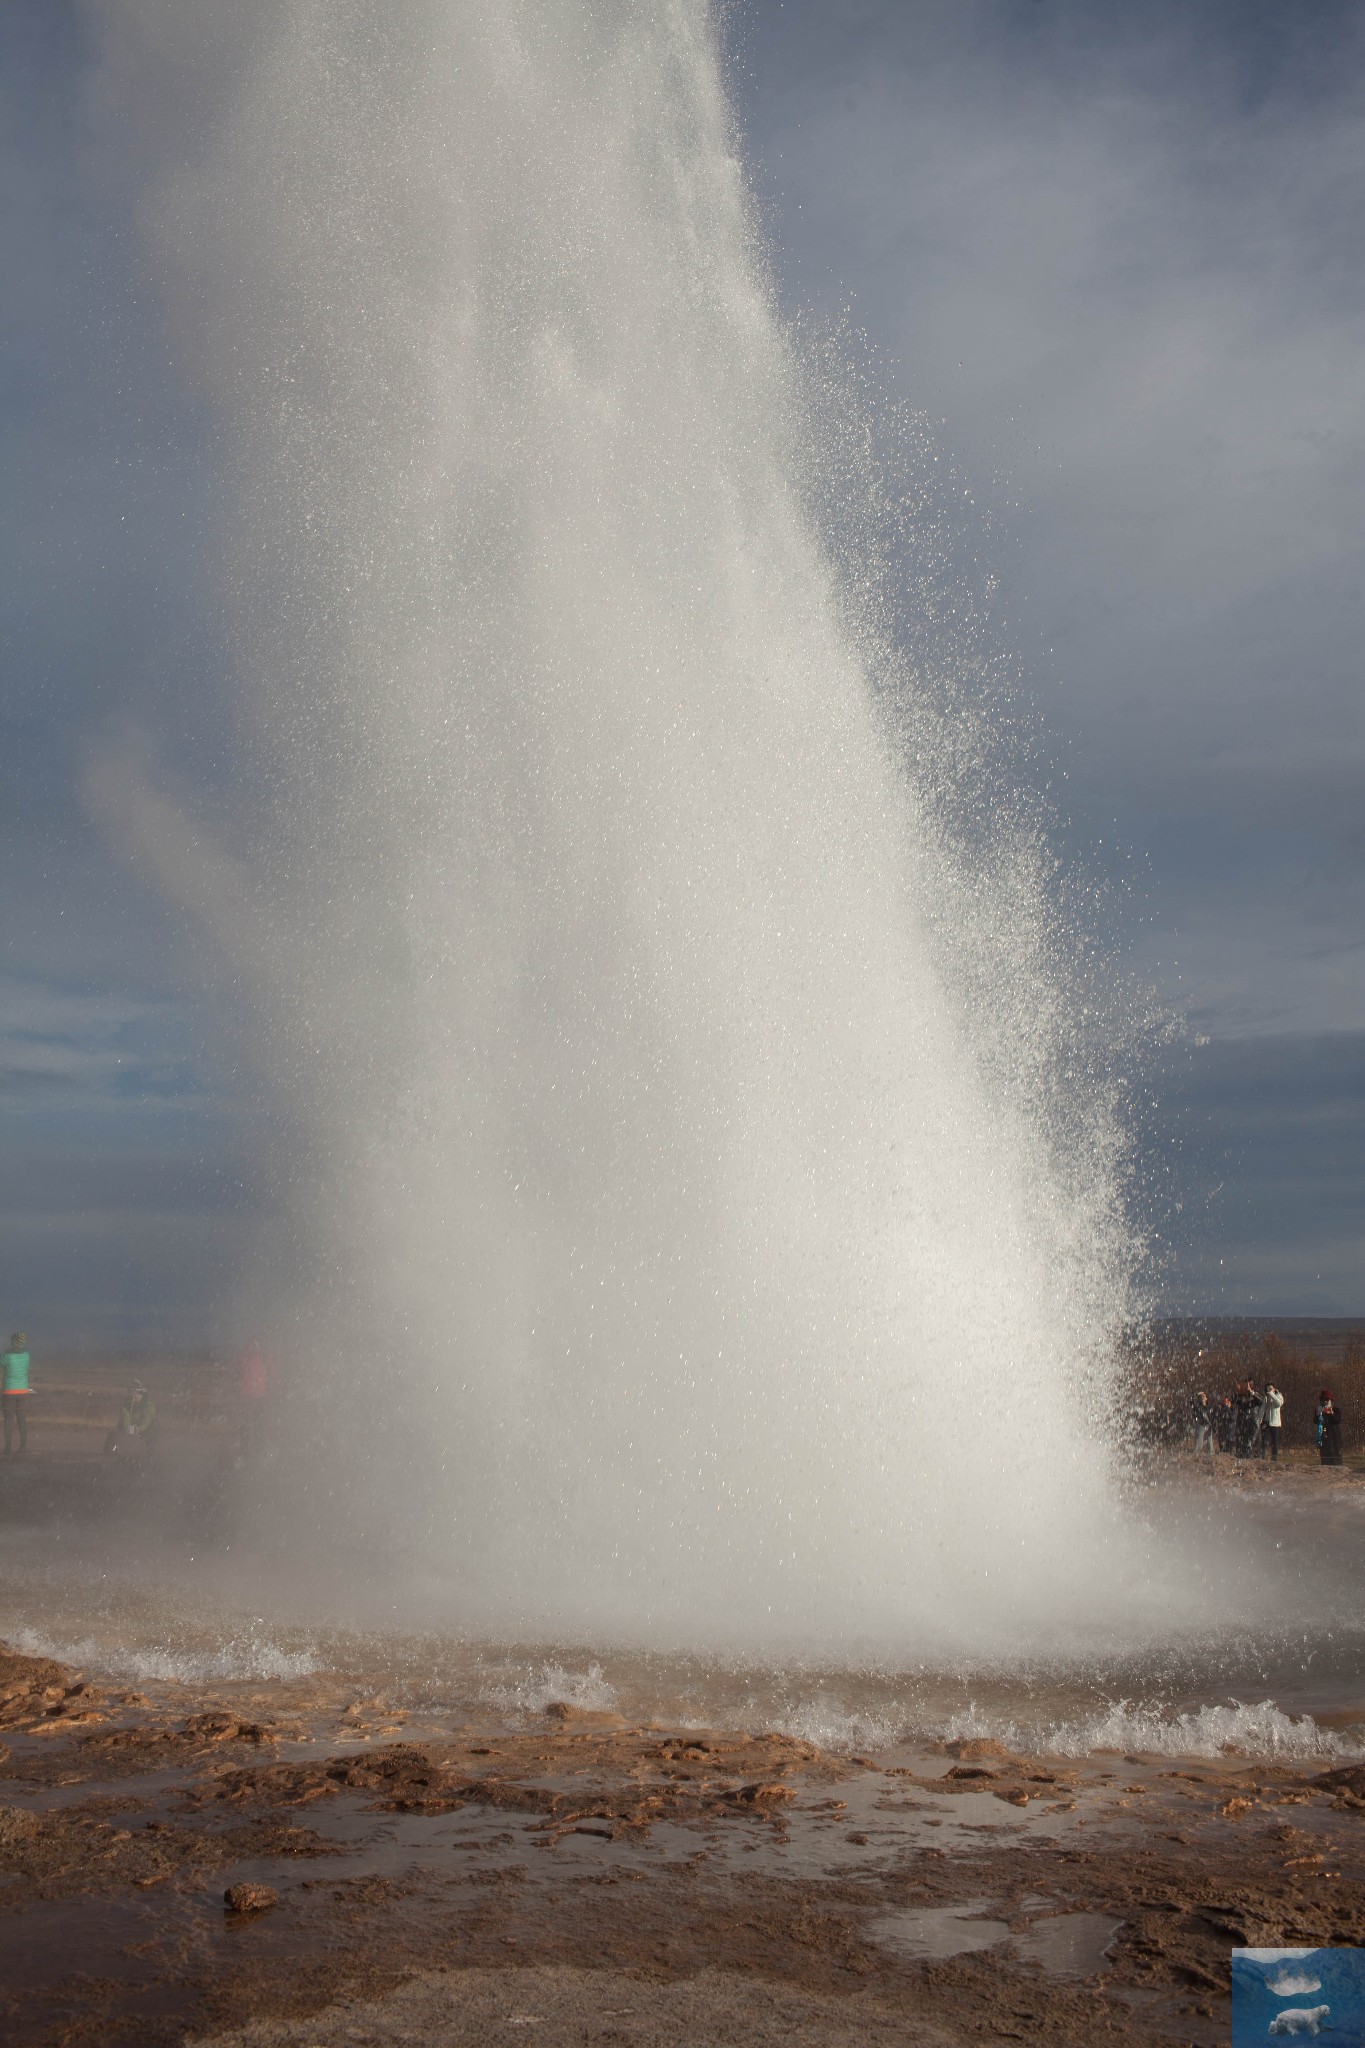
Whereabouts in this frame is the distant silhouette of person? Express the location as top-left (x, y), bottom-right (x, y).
top-left (236, 1339), bottom-right (271, 1459)
top-left (2, 1331), bottom-right (31, 1455)
top-left (1190, 1391), bottom-right (1214, 1455)
top-left (1259, 1382), bottom-right (1284, 1461)
top-left (1234, 1380), bottom-right (1260, 1459)
top-left (1315, 1390), bottom-right (1343, 1467)
top-left (1216, 1395), bottom-right (1236, 1454)
top-left (105, 1382), bottom-right (158, 1456)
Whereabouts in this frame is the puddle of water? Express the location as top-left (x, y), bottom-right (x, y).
top-left (1015, 1912), bottom-right (1124, 1977)
top-left (867, 1903), bottom-right (1010, 1961)
top-left (868, 1901), bottom-right (1125, 1977)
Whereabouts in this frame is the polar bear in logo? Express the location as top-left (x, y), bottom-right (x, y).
top-left (1268, 2007), bottom-right (1330, 2038)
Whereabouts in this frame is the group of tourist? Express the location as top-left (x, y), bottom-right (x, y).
top-left (1189, 1379), bottom-right (1286, 1460)
top-left (0, 1335), bottom-right (271, 1462)
top-left (1189, 1381), bottom-right (1345, 1465)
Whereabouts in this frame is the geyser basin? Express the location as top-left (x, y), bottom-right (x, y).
top-left (93, 0), bottom-right (1154, 1653)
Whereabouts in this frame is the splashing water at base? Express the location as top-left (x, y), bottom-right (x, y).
top-left (85, 2), bottom-right (1231, 1658)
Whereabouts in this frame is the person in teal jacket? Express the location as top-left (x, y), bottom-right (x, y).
top-left (2, 1332), bottom-right (32, 1454)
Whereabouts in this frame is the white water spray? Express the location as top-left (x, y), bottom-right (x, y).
top-left (93, 1), bottom-right (1148, 1655)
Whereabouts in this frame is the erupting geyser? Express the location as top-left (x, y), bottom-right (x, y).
top-left (95, 1), bottom-right (1148, 1655)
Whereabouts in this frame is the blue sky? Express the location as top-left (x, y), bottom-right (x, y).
top-left (2, 0), bottom-right (1362, 1341)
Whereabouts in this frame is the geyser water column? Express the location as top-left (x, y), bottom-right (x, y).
top-left (96, 0), bottom-right (1139, 1653)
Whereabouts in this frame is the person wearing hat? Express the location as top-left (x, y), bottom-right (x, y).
top-left (2, 1332), bottom-right (31, 1455)
top-left (104, 1381), bottom-right (158, 1456)
top-left (1316, 1389), bottom-right (1344, 1467)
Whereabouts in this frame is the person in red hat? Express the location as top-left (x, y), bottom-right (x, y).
top-left (236, 1338), bottom-right (271, 1461)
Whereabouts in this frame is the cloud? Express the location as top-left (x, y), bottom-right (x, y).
top-left (741, 0), bottom-right (1365, 1016)
top-left (0, 978), bottom-right (204, 1109)
top-left (1150, 1028), bottom-right (1365, 1310)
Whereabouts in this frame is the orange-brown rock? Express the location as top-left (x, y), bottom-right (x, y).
top-left (224, 1882), bottom-right (278, 1914)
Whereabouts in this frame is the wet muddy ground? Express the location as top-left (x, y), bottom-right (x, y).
top-left (2, 1642), bottom-right (1363, 2046)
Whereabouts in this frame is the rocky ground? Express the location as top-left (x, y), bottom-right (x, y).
top-left (2, 1641), bottom-right (1363, 2047)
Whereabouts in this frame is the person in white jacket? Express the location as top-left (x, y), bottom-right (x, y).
top-left (1259, 1382), bottom-right (1285, 1461)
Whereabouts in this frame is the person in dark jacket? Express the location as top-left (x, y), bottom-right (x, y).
top-left (1216, 1395), bottom-right (1237, 1454)
top-left (104, 1383), bottom-right (158, 1456)
top-left (1190, 1390), bottom-right (1214, 1455)
top-left (1316, 1390), bottom-right (1344, 1467)
top-left (1234, 1380), bottom-right (1261, 1458)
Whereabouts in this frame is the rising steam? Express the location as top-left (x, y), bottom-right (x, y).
top-left (89, 1), bottom-right (1152, 1655)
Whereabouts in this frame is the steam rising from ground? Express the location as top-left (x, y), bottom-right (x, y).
top-left (91, 2), bottom-right (1151, 1654)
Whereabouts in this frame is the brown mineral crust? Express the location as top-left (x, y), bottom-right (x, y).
top-left (1315, 1762), bottom-right (1365, 1804)
top-left (726, 1781), bottom-right (797, 1809)
top-left (224, 1881), bottom-right (279, 1913)
top-left (3, 1753), bottom-right (1363, 2047)
top-left (185, 1744), bottom-right (495, 1817)
top-left (0, 1674), bottom-right (107, 1733)
top-left (0, 1796), bottom-right (338, 1902)
top-left (182, 1730), bottom-right (818, 1838)
top-left (2, 1631), bottom-right (1361, 2048)
top-left (0, 1644), bottom-right (73, 1698)
top-left (182, 1711), bottom-right (273, 1743)
top-left (186, 1963), bottom-right (965, 2048)
top-left (884, 1760), bottom-right (1081, 1806)
top-left (542, 1700), bottom-right (624, 1726)
top-left (0, 1718), bottom-right (294, 1787)
top-left (177, 1833), bottom-right (1364, 2048)
top-left (0, 1644), bottom-right (125, 1746)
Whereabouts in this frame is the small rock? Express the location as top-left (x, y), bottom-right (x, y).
top-left (182, 1712), bottom-right (267, 1743)
top-left (728, 1781), bottom-right (795, 1808)
top-left (542, 1702), bottom-right (622, 1727)
top-left (944, 1737), bottom-right (1010, 1761)
top-left (183, 1712), bottom-right (241, 1739)
top-left (1315, 1764), bottom-right (1365, 1798)
top-left (224, 1882), bottom-right (278, 1914)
